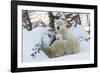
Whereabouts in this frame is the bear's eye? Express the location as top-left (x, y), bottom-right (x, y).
top-left (57, 26), bottom-right (60, 30)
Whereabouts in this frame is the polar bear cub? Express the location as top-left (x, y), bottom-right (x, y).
top-left (43, 34), bottom-right (67, 58)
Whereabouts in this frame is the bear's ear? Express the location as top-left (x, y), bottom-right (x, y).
top-left (54, 19), bottom-right (57, 24)
top-left (54, 19), bottom-right (56, 22)
top-left (65, 20), bottom-right (72, 28)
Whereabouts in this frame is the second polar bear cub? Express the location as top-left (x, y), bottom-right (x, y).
top-left (54, 19), bottom-right (80, 54)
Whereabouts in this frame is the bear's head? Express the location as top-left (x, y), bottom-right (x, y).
top-left (54, 19), bottom-right (71, 33)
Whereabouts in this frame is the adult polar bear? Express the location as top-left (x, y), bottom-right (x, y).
top-left (43, 19), bottom-right (80, 58)
top-left (54, 19), bottom-right (80, 55)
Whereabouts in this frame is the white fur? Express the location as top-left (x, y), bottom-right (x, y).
top-left (54, 19), bottom-right (80, 54)
top-left (43, 19), bottom-right (80, 58)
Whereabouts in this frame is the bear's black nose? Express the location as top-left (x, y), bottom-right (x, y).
top-left (57, 26), bottom-right (59, 30)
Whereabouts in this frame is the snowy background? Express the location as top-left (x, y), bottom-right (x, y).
top-left (22, 11), bottom-right (90, 63)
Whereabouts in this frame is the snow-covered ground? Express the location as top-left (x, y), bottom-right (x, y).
top-left (22, 25), bottom-right (90, 63)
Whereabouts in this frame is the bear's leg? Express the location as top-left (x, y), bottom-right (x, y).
top-left (65, 39), bottom-right (80, 55)
top-left (54, 50), bottom-right (65, 57)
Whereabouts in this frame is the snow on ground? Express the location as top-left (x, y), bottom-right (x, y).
top-left (22, 25), bottom-right (90, 63)
top-left (23, 26), bottom-right (55, 62)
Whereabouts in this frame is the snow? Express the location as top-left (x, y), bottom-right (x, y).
top-left (23, 26), bottom-right (55, 62)
top-left (70, 25), bottom-right (89, 41)
top-left (22, 25), bottom-right (90, 63)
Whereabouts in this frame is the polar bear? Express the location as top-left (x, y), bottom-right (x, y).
top-left (42, 39), bottom-right (68, 58)
top-left (43, 19), bottom-right (80, 58)
top-left (54, 19), bottom-right (80, 52)
top-left (43, 35), bottom-right (80, 58)
top-left (43, 34), bottom-right (66, 58)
